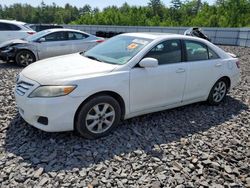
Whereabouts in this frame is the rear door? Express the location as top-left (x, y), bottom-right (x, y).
top-left (67, 31), bottom-right (93, 53)
top-left (37, 31), bottom-right (70, 59)
top-left (182, 40), bottom-right (222, 101)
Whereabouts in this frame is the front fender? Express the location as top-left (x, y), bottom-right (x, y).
top-left (69, 71), bottom-right (130, 115)
top-left (15, 44), bottom-right (39, 60)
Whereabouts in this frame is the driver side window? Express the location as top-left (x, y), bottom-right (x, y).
top-left (145, 40), bottom-right (182, 65)
top-left (44, 32), bottom-right (68, 42)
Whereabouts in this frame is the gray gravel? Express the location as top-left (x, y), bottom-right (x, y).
top-left (0, 46), bottom-right (249, 188)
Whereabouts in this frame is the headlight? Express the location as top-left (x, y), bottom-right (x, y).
top-left (29, 85), bottom-right (76, 98)
top-left (2, 46), bottom-right (14, 53)
top-left (7, 46), bottom-right (14, 51)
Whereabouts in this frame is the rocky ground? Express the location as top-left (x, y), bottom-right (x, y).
top-left (0, 46), bottom-right (249, 188)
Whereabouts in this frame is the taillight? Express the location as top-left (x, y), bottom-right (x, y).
top-left (95, 40), bottom-right (104, 43)
top-left (236, 61), bottom-right (240, 68)
top-left (27, 32), bottom-right (35, 35)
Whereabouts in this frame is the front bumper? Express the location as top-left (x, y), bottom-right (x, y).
top-left (0, 48), bottom-right (16, 61)
top-left (14, 75), bottom-right (83, 132)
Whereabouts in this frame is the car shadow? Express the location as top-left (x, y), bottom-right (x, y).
top-left (3, 96), bottom-right (248, 172)
top-left (0, 61), bottom-right (21, 69)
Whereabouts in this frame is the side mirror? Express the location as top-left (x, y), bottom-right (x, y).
top-left (38, 37), bottom-right (45, 42)
top-left (139, 58), bottom-right (158, 68)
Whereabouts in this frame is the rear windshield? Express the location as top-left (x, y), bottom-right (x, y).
top-left (23, 24), bottom-right (34, 31)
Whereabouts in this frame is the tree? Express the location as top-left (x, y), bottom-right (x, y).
top-left (171, 0), bottom-right (182, 9)
top-left (0, 1), bottom-right (249, 27)
top-left (93, 7), bottom-right (100, 14)
top-left (169, 0), bottom-right (183, 25)
top-left (148, 0), bottom-right (165, 20)
top-left (80, 4), bottom-right (91, 15)
top-left (195, 0), bottom-right (202, 14)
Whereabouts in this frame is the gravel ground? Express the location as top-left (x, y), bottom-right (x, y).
top-left (0, 46), bottom-right (249, 188)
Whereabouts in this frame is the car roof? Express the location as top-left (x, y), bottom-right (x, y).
top-left (121, 32), bottom-right (179, 39)
top-left (44, 28), bottom-right (87, 33)
top-left (122, 32), bottom-right (204, 41)
top-left (0, 19), bottom-right (26, 25)
top-left (29, 24), bottom-right (62, 26)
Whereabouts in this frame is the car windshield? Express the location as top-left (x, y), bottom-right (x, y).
top-left (23, 24), bottom-right (34, 30)
top-left (25, 30), bottom-right (52, 41)
top-left (84, 35), bottom-right (152, 65)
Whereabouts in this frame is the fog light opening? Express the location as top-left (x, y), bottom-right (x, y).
top-left (37, 116), bottom-right (48, 125)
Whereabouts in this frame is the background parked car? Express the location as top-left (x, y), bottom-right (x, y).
top-left (184, 27), bottom-right (211, 41)
top-left (0, 19), bottom-right (36, 44)
top-left (0, 28), bottom-right (104, 66)
top-left (28, 24), bottom-right (63, 32)
top-left (96, 31), bottom-right (124, 38)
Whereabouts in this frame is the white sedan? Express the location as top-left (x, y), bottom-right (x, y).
top-left (0, 28), bottom-right (104, 66)
top-left (15, 33), bottom-right (240, 139)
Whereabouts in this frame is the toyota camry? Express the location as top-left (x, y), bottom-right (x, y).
top-left (15, 33), bottom-right (240, 139)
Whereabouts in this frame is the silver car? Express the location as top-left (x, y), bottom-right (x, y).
top-left (0, 28), bottom-right (104, 66)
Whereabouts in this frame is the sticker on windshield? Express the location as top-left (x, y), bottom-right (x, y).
top-left (127, 43), bottom-right (138, 50)
top-left (132, 39), bottom-right (149, 45)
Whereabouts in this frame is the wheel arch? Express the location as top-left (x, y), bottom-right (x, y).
top-left (206, 75), bottom-right (231, 101)
top-left (15, 49), bottom-right (37, 61)
top-left (73, 90), bottom-right (126, 130)
top-left (218, 76), bottom-right (231, 89)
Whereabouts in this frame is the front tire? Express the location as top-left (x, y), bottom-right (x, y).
top-left (207, 79), bottom-right (229, 105)
top-left (15, 50), bottom-right (36, 67)
top-left (75, 95), bottom-right (121, 139)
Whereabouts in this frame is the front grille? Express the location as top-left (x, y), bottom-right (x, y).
top-left (16, 81), bottom-right (34, 96)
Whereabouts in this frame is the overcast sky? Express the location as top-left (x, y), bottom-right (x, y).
top-left (1, 0), bottom-right (216, 9)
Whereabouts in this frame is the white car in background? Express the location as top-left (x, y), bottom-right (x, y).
top-left (15, 33), bottom-right (240, 139)
top-left (0, 19), bottom-right (35, 44)
top-left (0, 28), bottom-right (104, 66)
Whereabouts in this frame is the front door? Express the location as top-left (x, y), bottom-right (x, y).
top-left (130, 39), bottom-right (187, 113)
top-left (37, 31), bottom-right (70, 59)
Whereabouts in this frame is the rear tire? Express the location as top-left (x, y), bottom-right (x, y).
top-left (207, 79), bottom-right (229, 105)
top-left (75, 95), bottom-right (121, 139)
top-left (15, 50), bottom-right (36, 67)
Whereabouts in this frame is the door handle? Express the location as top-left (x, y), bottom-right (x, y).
top-left (176, 68), bottom-right (185, 73)
top-left (215, 63), bottom-right (222, 67)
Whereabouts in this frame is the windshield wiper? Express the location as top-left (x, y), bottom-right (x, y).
top-left (83, 53), bottom-right (119, 65)
top-left (85, 55), bottom-right (102, 62)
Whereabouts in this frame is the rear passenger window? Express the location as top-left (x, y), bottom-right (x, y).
top-left (68, 32), bottom-right (88, 40)
top-left (145, 40), bottom-right (182, 65)
top-left (0, 23), bottom-right (21, 31)
top-left (9, 24), bottom-right (21, 30)
top-left (185, 41), bottom-right (208, 61)
top-left (0, 23), bottom-right (7, 30)
top-left (208, 48), bottom-right (220, 59)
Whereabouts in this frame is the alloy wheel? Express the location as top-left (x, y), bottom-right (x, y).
top-left (85, 103), bottom-right (115, 134)
top-left (17, 51), bottom-right (35, 66)
top-left (212, 81), bottom-right (227, 102)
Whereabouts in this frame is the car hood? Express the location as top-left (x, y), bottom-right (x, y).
top-left (0, 39), bottom-right (28, 48)
top-left (21, 53), bottom-right (118, 85)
